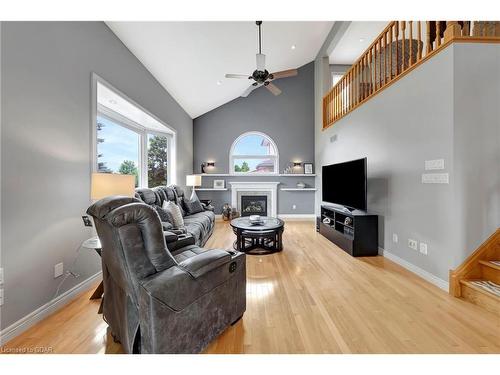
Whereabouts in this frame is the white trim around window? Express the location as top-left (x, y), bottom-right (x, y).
top-left (229, 131), bottom-right (279, 175)
top-left (90, 73), bottom-right (176, 188)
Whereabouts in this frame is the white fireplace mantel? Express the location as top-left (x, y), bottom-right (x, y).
top-left (229, 182), bottom-right (280, 217)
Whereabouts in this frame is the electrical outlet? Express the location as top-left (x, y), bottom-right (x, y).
top-left (54, 262), bottom-right (64, 278)
top-left (408, 239), bottom-right (418, 250)
top-left (0, 289), bottom-right (4, 306)
top-left (0, 268), bottom-right (4, 284)
top-left (292, 204), bottom-right (297, 210)
top-left (392, 233), bottom-right (398, 243)
top-left (419, 242), bottom-right (428, 255)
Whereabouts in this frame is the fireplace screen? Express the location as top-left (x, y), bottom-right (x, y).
top-left (241, 195), bottom-right (268, 217)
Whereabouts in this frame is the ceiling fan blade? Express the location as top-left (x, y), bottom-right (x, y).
top-left (225, 74), bottom-right (250, 79)
top-left (265, 82), bottom-right (282, 96)
top-left (241, 84), bottom-right (260, 97)
top-left (256, 53), bottom-right (266, 71)
top-left (270, 69), bottom-right (298, 80)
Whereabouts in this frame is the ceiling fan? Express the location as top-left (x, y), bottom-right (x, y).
top-left (225, 21), bottom-right (298, 97)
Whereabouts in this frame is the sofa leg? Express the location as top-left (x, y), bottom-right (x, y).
top-left (231, 315), bottom-right (243, 326)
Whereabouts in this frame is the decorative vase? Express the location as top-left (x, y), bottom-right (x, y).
top-left (296, 182), bottom-right (306, 189)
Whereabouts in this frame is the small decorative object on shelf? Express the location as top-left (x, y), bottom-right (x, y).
top-left (296, 181), bottom-right (306, 189)
top-left (213, 179), bottom-right (225, 189)
top-left (222, 203), bottom-right (232, 221)
top-left (304, 162), bottom-right (314, 174)
top-left (344, 217), bottom-right (353, 226)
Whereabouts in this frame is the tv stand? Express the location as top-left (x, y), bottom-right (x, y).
top-left (319, 205), bottom-right (378, 257)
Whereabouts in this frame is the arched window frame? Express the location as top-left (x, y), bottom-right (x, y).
top-left (229, 131), bottom-right (279, 175)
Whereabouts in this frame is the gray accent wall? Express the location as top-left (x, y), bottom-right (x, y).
top-left (193, 62), bottom-right (315, 215)
top-left (0, 22), bottom-right (193, 330)
top-left (315, 43), bottom-right (500, 282)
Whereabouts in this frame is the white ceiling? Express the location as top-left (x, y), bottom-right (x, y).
top-left (329, 21), bottom-right (388, 65)
top-left (107, 21), bottom-right (333, 118)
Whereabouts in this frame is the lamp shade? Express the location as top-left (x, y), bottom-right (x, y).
top-left (91, 173), bottom-right (135, 200)
top-left (186, 174), bottom-right (202, 187)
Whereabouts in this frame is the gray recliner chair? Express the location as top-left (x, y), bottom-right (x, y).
top-left (87, 196), bottom-right (246, 354)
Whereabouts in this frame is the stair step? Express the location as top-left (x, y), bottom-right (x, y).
top-left (460, 279), bottom-right (500, 315)
top-left (479, 260), bottom-right (500, 271)
top-left (479, 260), bottom-right (500, 284)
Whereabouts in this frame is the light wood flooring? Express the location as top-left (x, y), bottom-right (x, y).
top-left (3, 221), bottom-right (500, 354)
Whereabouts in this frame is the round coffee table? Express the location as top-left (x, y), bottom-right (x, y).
top-left (230, 216), bottom-right (284, 255)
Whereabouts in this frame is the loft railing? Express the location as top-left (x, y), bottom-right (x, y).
top-left (322, 21), bottom-right (500, 129)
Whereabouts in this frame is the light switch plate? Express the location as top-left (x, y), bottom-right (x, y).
top-left (422, 173), bottom-right (449, 184)
top-left (0, 289), bottom-right (4, 306)
top-left (0, 268), bottom-right (3, 284)
top-left (54, 263), bottom-right (64, 278)
top-left (392, 233), bottom-right (398, 243)
top-left (425, 159), bottom-right (445, 170)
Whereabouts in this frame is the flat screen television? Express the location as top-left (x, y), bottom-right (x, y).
top-left (322, 158), bottom-right (367, 211)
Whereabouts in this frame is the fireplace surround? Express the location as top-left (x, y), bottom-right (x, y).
top-left (229, 182), bottom-right (280, 217)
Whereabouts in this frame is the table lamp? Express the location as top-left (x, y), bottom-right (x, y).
top-left (91, 172), bottom-right (136, 200)
top-left (186, 174), bottom-right (202, 200)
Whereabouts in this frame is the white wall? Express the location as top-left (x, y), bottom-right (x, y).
top-left (0, 22), bottom-right (193, 331)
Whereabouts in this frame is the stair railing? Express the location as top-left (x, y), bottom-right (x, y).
top-left (323, 21), bottom-right (500, 129)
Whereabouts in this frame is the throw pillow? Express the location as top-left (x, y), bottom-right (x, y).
top-left (183, 196), bottom-right (204, 215)
top-left (162, 200), bottom-right (185, 229)
top-left (153, 204), bottom-right (173, 224)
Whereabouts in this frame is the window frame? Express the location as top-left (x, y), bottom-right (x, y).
top-left (229, 131), bottom-right (279, 176)
top-left (91, 74), bottom-right (175, 188)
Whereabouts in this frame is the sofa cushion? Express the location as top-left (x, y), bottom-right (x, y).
top-left (170, 244), bottom-right (208, 263)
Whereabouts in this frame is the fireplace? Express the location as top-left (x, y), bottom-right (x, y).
top-left (241, 195), bottom-right (268, 217)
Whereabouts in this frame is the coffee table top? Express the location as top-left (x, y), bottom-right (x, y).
top-left (230, 216), bottom-right (284, 231)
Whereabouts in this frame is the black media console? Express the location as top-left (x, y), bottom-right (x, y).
top-left (318, 205), bottom-right (378, 257)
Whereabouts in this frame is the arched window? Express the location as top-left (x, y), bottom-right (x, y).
top-left (229, 132), bottom-right (279, 175)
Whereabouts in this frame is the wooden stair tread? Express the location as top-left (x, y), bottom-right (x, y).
top-left (479, 260), bottom-right (500, 271)
top-left (460, 279), bottom-right (500, 300)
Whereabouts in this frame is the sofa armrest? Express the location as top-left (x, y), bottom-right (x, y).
top-left (163, 230), bottom-right (178, 243)
top-left (178, 249), bottom-right (231, 278)
top-left (201, 203), bottom-right (215, 212)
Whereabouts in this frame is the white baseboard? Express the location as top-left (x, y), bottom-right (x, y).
top-left (0, 272), bottom-right (102, 345)
top-left (278, 214), bottom-right (315, 221)
top-left (379, 248), bottom-right (449, 291)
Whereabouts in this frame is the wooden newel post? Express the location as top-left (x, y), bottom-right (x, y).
top-left (444, 21), bottom-right (462, 42)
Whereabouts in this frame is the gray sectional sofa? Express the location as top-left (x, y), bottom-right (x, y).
top-left (135, 185), bottom-right (215, 248)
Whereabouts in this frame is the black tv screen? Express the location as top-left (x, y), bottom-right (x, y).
top-left (322, 158), bottom-right (367, 211)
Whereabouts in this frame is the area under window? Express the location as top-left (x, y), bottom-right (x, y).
top-left (92, 75), bottom-right (176, 188)
top-left (229, 132), bottom-right (279, 175)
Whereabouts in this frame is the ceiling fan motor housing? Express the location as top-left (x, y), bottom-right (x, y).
top-left (252, 69), bottom-right (270, 83)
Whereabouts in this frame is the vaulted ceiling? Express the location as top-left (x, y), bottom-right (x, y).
top-left (107, 21), bottom-right (334, 118)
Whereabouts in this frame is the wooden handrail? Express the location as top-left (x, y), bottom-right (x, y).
top-left (323, 21), bottom-right (500, 130)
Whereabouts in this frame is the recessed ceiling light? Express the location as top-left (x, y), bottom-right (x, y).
top-left (291, 45), bottom-right (296, 50)
top-left (216, 80), bottom-right (222, 86)
top-left (359, 38), bottom-right (365, 42)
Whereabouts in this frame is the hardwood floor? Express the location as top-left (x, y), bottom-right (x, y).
top-left (3, 221), bottom-right (500, 354)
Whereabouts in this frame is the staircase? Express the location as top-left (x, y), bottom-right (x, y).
top-left (450, 230), bottom-right (500, 315)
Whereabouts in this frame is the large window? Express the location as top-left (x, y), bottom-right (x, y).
top-left (93, 76), bottom-right (175, 188)
top-left (229, 132), bottom-right (279, 175)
